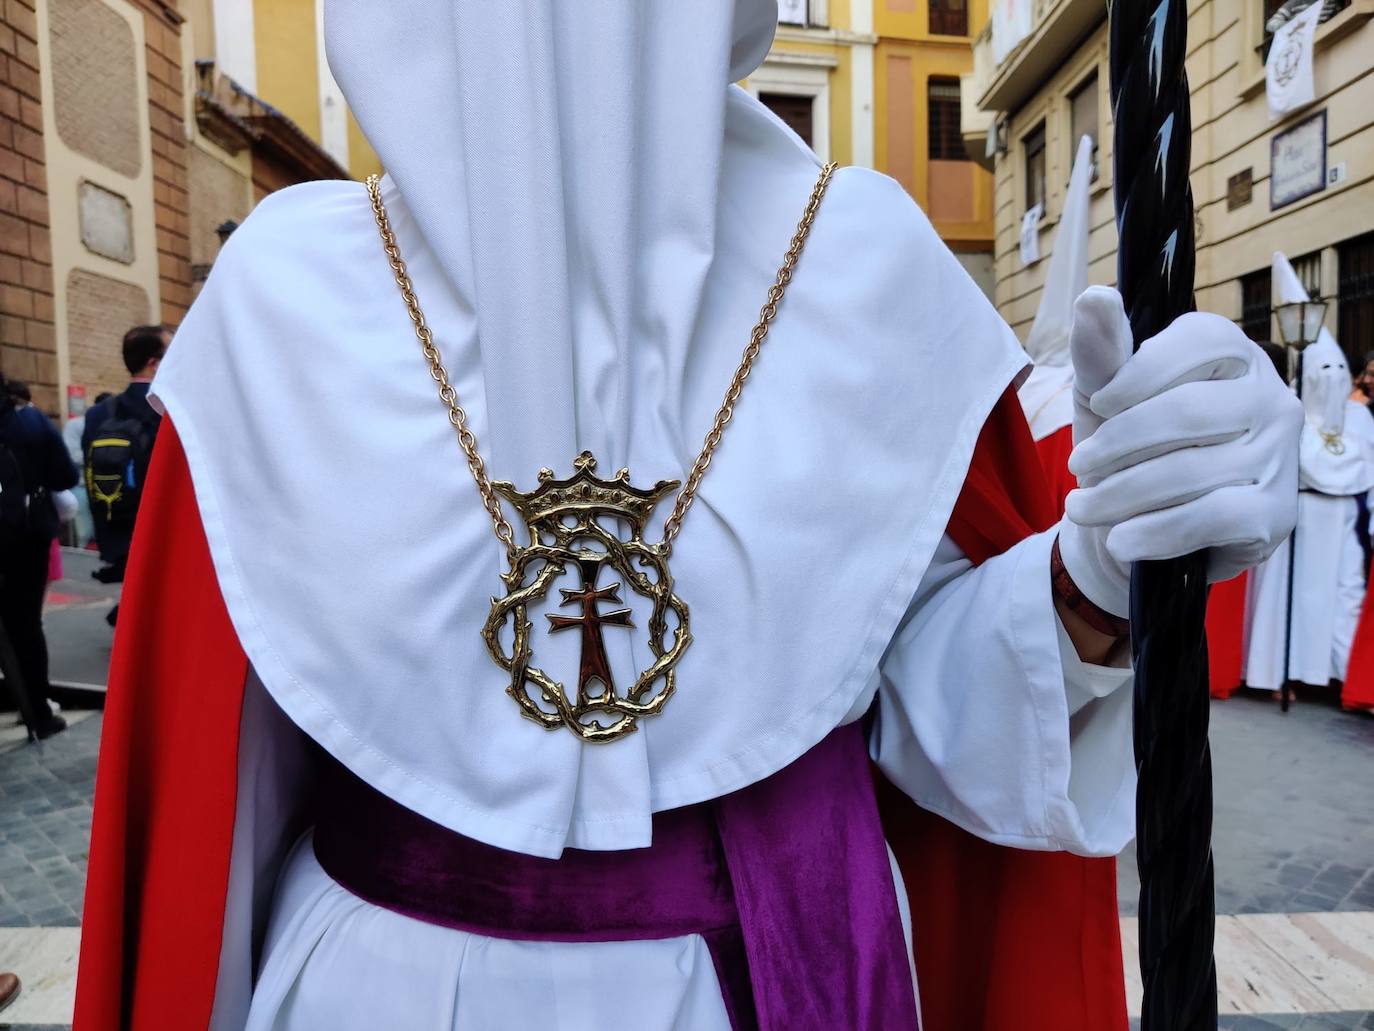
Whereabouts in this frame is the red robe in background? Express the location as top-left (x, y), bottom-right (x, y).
top-left (1341, 559), bottom-right (1374, 711)
top-left (1206, 574), bottom-right (1248, 699)
top-left (75, 388), bottom-right (1127, 1030)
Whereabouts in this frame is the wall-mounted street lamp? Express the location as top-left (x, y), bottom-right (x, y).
top-left (1273, 295), bottom-right (1328, 713)
top-left (1274, 299), bottom-right (1327, 352)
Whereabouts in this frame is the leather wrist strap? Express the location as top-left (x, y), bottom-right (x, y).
top-left (1051, 534), bottom-right (1131, 638)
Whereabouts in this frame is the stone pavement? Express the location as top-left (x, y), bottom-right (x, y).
top-left (1119, 687), bottom-right (1374, 921)
top-left (1, 572), bottom-right (1373, 1027)
top-left (0, 715), bottom-right (98, 931)
top-left (40, 549), bottom-right (119, 692)
top-left (1117, 688), bottom-right (1374, 1028)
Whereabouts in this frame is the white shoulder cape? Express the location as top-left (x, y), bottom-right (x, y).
top-left (154, 97), bottom-right (1025, 858)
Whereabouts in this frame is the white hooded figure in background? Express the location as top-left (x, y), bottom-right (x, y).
top-left (1244, 253), bottom-right (1374, 692)
top-left (1017, 135), bottom-right (1095, 445)
top-left (1016, 134), bottom-right (1095, 510)
top-left (72, 2), bottom-right (1302, 1028)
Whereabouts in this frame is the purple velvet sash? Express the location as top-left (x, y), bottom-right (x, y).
top-left (313, 723), bottom-right (919, 1030)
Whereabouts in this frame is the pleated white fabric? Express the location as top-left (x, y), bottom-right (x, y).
top-left (1243, 492), bottom-right (1364, 688)
top-left (222, 537), bottom-right (1134, 1029)
top-left (244, 836), bottom-right (734, 1031)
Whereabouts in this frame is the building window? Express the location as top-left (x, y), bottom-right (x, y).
top-left (929, 0), bottom-right (968, 36)
top-left (1339, 232), bottom-right (1374, 369)
top-left (1024, 122), bottom-right (1046, 213)
top-left (1291, 250), bottom-right (1323, 300)
top-left (760, 93), bottom-right (814, 147)
top-left (928, 80), bottom-right (964, 161)
top-left (1069, 72), bottom-right (1100, 180)
top-left (1240, 267), bottom-right (1273, 345)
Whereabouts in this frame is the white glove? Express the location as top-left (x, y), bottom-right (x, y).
top-left (1058, 287), bottom-right (1303, 616)
top-left (52, 488), bottom-right (78, 524)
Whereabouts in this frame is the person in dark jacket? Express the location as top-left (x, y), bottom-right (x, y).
top-left (82, 325), bottom-right (168, 583)
top-left (0, 373), bottom-right (78, 740)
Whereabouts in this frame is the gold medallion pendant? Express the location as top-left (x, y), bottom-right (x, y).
top-left (365, 162), bottom-right (836, 743)
top-left (482, 453), bottom-right (692, 742)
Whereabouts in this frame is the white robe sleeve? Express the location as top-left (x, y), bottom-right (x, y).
top-left (869, 527), bottom-right (1135, 858)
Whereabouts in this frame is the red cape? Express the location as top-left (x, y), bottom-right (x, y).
top-left (1341, 558), bottom-right (1374, 711)
top-left (1032, 422), bottom-right (1076, 517)
top-left (883, 397), bottom-right (1126, 1031)
top-left (75, 389), bottom-right (1126, 1030)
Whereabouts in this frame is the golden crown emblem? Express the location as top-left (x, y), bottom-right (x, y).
top-left (491, 451), bottom-right (679, 534)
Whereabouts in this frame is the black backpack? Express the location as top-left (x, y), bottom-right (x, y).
top-left (0, 406), bottom-right (28, 535)
top-left (85, 397), bottom-right (154, 524)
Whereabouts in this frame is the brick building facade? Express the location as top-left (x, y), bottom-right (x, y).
top-left (0, 0), bottom-right (369, 417)
top-left (1, 0), bottom-right (57, 413)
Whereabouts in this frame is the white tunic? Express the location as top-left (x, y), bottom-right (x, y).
top-left (1244, 492), bottom-right (1365, 688)
top-left (209, 532), bottom-right (1134, 1030)
top-left (175, 7), bottom-right (1138, 1027)
top-left (1242, 352), bottom-right (1373, 690)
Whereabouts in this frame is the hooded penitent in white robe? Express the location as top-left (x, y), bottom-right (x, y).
top-left (1243, 256), bottom-right (1373, 691)
top-left (1016, 135), bottom-right (1095, 512)
top-left (73, 3), bottom-right (1138, 1029)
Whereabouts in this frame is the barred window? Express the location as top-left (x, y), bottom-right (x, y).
top-left (1291, 250), bottom-right (1323, 301)
top-left (1024, 122), bottom-right (1046, 213)
top-left (1240, 268), bottom-right (1273, 345)
top-left (1339, 232), bottom-right (1374, 370)
top-left (928, 80), bottom-right (965, 161)
top-left (1069, 73), bottom-right (1100, 180)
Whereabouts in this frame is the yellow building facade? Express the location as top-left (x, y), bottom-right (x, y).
top-left (187, 0), bottom-right (379, 190)
top-left (967, 0), bottom-right (1374, 358)
top-left (758, 0), bottom-right (997, 295)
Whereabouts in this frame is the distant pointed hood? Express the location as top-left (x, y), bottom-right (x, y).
top-left (1273, 251), bottom-right (1373, 494)
top-left (1016, 135), bottom-right (1094, 439)
top-left (1024, 135), bottom-right (1094, 368)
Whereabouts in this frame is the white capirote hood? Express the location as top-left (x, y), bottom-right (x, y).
top-left (1018, 135), bottom-right (1095, 441)
top-left (1274, 251), bottom-right (1372, 495)
top-left (152, 9), bottom-right (1025, 858)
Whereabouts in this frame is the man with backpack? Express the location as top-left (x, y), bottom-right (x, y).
top-left (82, 326), bottom-right (168, 606)
top-left (0, 371), bottom-right (78, 740)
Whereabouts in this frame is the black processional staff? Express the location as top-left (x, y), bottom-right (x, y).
top-left (1109, 1), bottom-right (1219, 1029)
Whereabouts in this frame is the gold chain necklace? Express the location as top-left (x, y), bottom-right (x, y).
top-left (366, 163), bottom-right (836, 742)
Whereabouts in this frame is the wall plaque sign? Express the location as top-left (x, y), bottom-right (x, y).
top-left (78, 180), bottom-right (135, 264)
top-left (1271, 111), bottom-right (1326, 210)
top-left (1226, 168), bottom-right (1253, 211)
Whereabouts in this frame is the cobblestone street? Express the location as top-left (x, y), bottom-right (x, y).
top-left (2, 557), bottom-right (1373, 1028)
top-left (1118, 688), bottom-right (1374, 1029)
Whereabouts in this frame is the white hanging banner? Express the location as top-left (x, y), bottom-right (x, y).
top-left (1019, 203), bottom-right (1043, 266)
top-left (991, 0), bottom-right (1034, 66)
top-left (777, 0), bottom-right (808, 26)
top-left (1265, 2), bottom-right (1322, 120)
